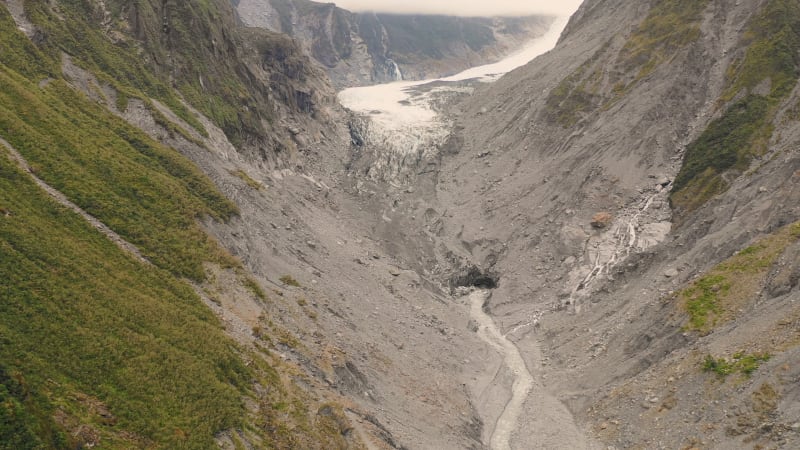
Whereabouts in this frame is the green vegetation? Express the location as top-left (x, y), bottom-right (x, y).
top-left (610, 0), bottom-right (710, 104)
top-left (0, 155), bottom-right (350, 447)
top-left (680, 221), bottom-right (800, 332)
top-left (16, 0), bottom-right (299, 149)
top-left (0, 150), bottom-right (249, 447)
top-left (242, 274), bottom-right (268, 300)
top-left (103, 0), bottom-right (273, 148)
top-left (0, 365), bottom-right (52, 449)
top-left (546, 0), bottom-right (710, 128)
top-left (684, 275), bottom-right (729, 330)
top-left (147, 102), bottom-right (210, 149)
top-left (0, 2), bottom-right (358, 448)
top-left (703, 352), bottom-right (771, 378)
top-left (22, 0), bottom-right (208, 137)
top-left (244, 347), bottom-right (359, 449)
top-left (280, 275), bottom-right (302, 287)
top-left (0, 6), bottom-right (55, 80)
top-left (723, 0), bottom-right (800, 102)
top-left (1, 6), bottom-right (241, 281)
top-left (0, 69), bottom-right (238, 280)
top-left (232, 169), bottom-right (265, 190)
top-left (672, 0), bottom-right (800, 215)
top-left (671, 95), bottom-right (771, 210)
top-left (619, 0), bottom-right (711, 79)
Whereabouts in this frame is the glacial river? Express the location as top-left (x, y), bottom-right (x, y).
top-left (337, 16), bottom-right (577, 450)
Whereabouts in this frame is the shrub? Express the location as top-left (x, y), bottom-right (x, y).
top-left (703, 353), bottom-right (771, 378)
top-left (280, 275), bottom-right (301, 287)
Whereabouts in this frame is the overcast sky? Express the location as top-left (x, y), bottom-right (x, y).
top-left (333, 0), bottom-right (583, 17)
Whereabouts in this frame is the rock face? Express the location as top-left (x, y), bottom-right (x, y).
top-left (236, 0), bottom-right (553, 88)
top-left (102, 0), bottom-right (338, 165)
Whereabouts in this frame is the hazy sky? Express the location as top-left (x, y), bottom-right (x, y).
top-left (333, 0), bottom-right (583, 17)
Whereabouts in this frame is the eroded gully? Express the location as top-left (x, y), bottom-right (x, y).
top-left (468, 290), bottom-right (533, 450)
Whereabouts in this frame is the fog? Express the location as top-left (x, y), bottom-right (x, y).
top-left (333, 0), bottom-right (583, 17)
top-left (338, 16), bottom-right (570, 132)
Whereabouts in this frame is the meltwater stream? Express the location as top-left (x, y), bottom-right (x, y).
top-left (337, 15), bottom-right (583, 450)
top-left (469, 290), bottom-right (534, 450)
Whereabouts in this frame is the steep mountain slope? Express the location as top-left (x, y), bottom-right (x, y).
top-left (0, 0), bottom-right (361, 447)
top-left (236, 0), bottom-right (553, 88)
top-left (4, 0), bottom-right (800, 448)
top-left (1, 1), bottom-right (503, 449)
top-left (423, 0), bottom-right (800, 447)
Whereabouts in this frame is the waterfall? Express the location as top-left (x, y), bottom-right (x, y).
top-left (386, 58), bottom-right (403, 81)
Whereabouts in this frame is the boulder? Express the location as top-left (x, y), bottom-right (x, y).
top-left (590, 212), bottom-right (613, 229)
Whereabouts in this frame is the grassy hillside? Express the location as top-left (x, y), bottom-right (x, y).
top-left (545, 0), bottom-right (711, 127)
top-left (671, 0), bottom-right (800, 215)
top-left (0, 142), bottom-right (250, 447)
top-left (0, 69), bottom-right (239, 281)
top-left (0, 2), bottom-right (353, 448)
top-left (680, 222), bottom-right (800, 333)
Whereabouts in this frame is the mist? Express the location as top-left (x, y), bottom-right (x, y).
top-left (333, 0), bottom-right (583, 17)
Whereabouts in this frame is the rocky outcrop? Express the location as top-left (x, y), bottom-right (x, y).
top-left (103, 0), bottom-right (338, 163)
top-left (589, 212), bottom-right (613, 229)
top-left (236, 0), bottom-right (553, 88)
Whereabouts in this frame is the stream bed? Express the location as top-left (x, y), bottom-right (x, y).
top-left (468, 290), bottom-right (534, 450)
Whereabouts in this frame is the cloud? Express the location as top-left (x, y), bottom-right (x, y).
top-left (332, 0), bottom-right (583, 17)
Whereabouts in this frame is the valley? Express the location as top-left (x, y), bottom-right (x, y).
top-left (1, 0), bottom-right (799, 449)
top-left (333, 18), bottom-right (598, 448)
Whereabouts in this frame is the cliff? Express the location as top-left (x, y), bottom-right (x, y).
top-left (237, 0), bottom-right (553, 88)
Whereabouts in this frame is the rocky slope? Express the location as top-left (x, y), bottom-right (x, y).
top-left (236, 0), bottom-right (553, 88)
top-left (418, 0), bottom-right (800, 448)
top-left (4, 0), bottom-right (800, 449)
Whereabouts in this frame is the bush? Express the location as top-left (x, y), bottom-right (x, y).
top-left (280, 275), bottom-right (301, 287)
top-left (672, 95), bottom-right (769, 193)
top-left (703, 353), bottom-right (771, 378)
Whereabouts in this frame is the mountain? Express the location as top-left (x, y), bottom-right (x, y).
top-left (236, 0), bottom-right (553, 88)
top-left (0, 0), bottom-right (356, 447)
top-left (3, 0), bottom-right (800, 449)
top-left (420, 0), bottom-right (800, 447)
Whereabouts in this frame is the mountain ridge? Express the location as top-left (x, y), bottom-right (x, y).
top-left (237, 0), bottom-right (553, 88)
